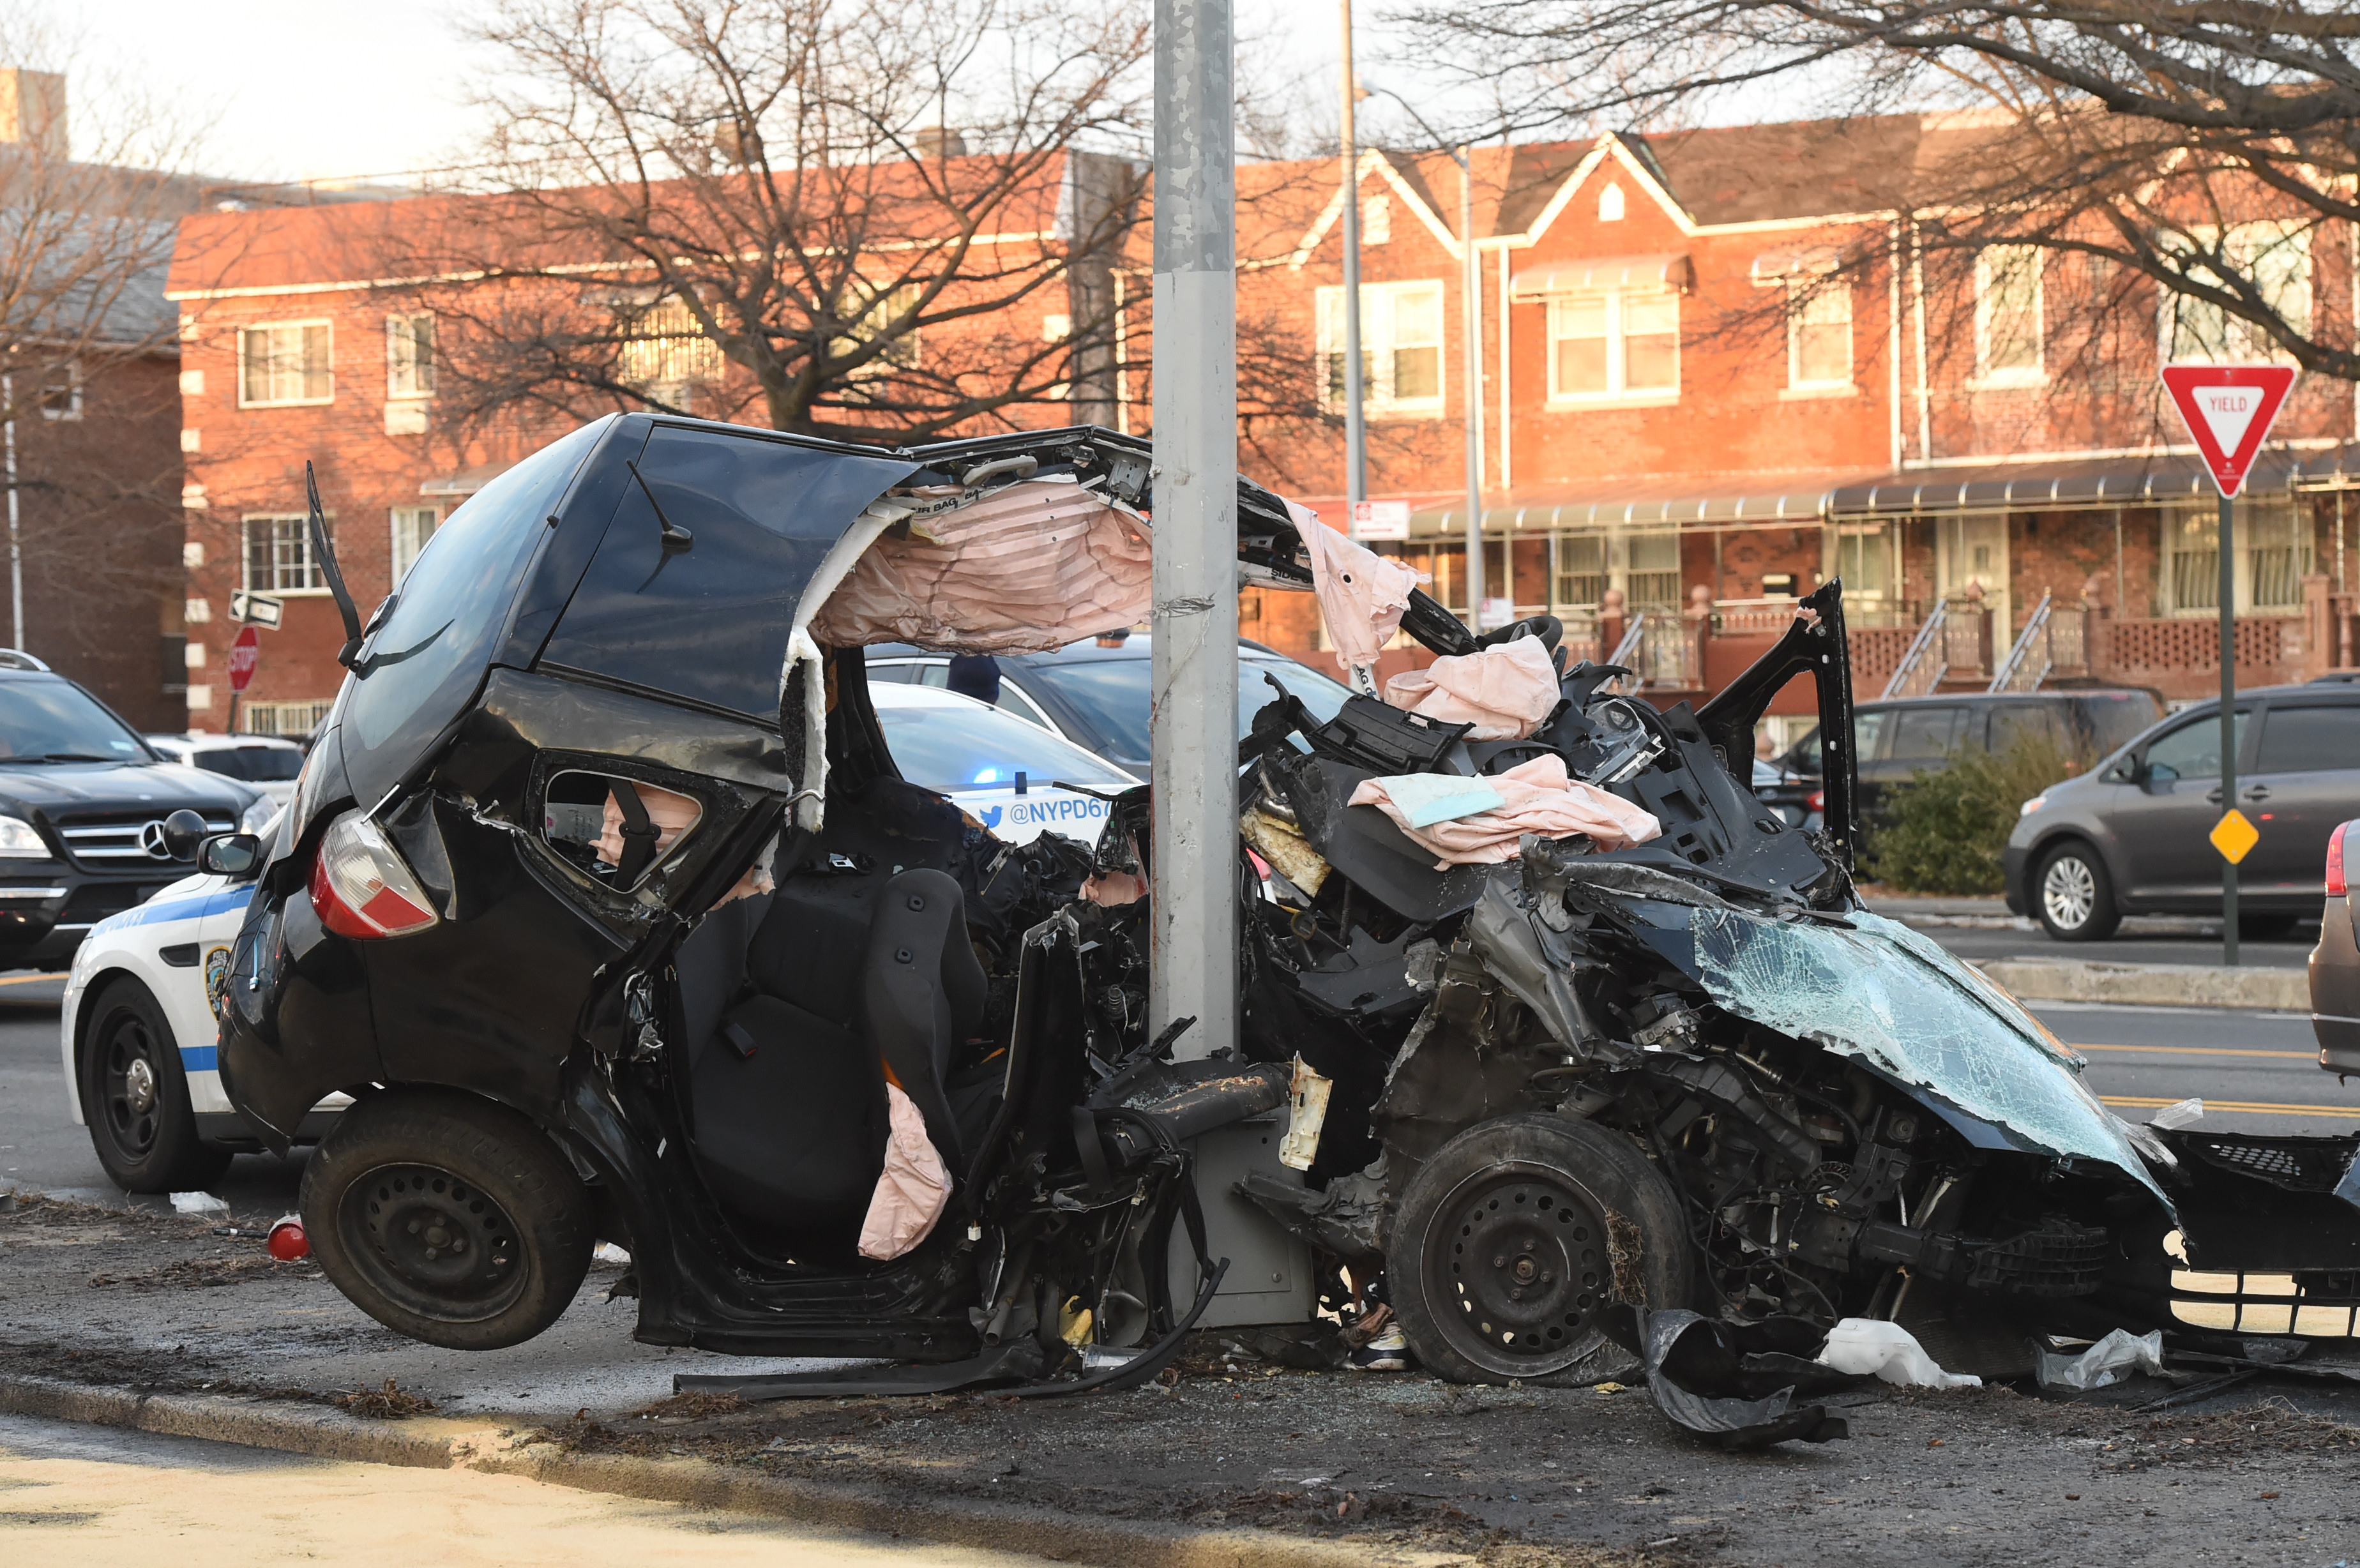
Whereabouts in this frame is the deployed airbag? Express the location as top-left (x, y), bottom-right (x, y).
top-left (1382, 635), bottom-right (1561, 741)
top-left (1349, 754), bottom-right (1662, 866)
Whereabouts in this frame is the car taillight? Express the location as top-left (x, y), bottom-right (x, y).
top-left (2330, 820), bottom-right (2350, 898)
top-left (1808, 790), bottom-right (1825, 813)
top-left (309, 811), bottom-right (439, 939)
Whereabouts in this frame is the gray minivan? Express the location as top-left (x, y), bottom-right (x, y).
top-left (2004, 686), bottom-right (2360, 940)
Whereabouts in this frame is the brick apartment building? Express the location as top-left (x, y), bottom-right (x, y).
top-left (168, 114), bottom-right (2360, 739)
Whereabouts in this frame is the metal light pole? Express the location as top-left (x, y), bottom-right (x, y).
top-left (2220, 492), bottom-right (2238, 967)
top-left (1149, 0), bottom-right (1239, 1063)
top-left (1338, 0), bottom-right (1366, 506)
top-left (3, 370), bottom-right (19, 651)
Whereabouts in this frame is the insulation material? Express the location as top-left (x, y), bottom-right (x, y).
top-left (1278, 1056), bottom-right (1333, 1171)
top-left (1349, 754), bottom-right (1662, 867)
top-left (1241, 806), bottom-right (1331, 895)
top-left (810, 478), bottom-right (1151, 654)
top-left (1815, 1319), bottom-right (1982, 1389)
top-left (1383, 634), bottom-right (1561, 741)
top-left (859, 1082), bottom-right (953, 1261)
top-left (1297, 511), bottom-right (1426, 691)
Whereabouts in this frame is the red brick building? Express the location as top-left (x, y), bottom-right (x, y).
top-left (168, 116), bottom-right (2360, 737)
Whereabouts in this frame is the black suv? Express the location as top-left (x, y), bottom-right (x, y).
top-left (0, 655), bottom-right (267, 966)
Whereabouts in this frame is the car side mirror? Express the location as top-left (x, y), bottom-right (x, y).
top-left (160, 808), bottom-right (209, 861)
top-left (198, 833), bottom-right (262, 878)
top-left (2142, 762), bottom-right (2179, 795)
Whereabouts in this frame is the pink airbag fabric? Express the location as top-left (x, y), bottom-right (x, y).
top-left (1348, 755), bottom-right (1662, 867)
top-left (812, 478), bottom-right (1152, 653)
top-left (859, 1082), bottom-right (953, 1261)
top-left (1297, 509), bottom-right (1426, 682)
top-left (1382, 635), bottom-right (1561, 741)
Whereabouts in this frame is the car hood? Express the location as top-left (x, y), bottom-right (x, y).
top-left (0, 759), bottom-right (252, 815)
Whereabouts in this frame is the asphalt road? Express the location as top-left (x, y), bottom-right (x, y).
top-left (0, 1412), bottom-right (1057, 1567)
top-left (1923, 916), bottom-right (2318, 970)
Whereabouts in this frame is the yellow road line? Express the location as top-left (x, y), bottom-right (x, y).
top-left (2103, 1094), bottom-right (2360, 1118)
top-left (2073, 1042), bottom-right (2313, 1060)
top-left (0, 971), bottom-right (61, 986)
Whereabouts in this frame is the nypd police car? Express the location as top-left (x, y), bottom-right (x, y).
top-left (867, 681), bottom-right (1138, 845)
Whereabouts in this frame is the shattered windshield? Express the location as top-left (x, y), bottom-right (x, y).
top-left (1684, 905), bottom-right (2165, 1204)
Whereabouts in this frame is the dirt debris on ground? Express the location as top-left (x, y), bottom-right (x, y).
top-left (333, 1378), bottom-right (439, 1419)
top-left (7, 1191), bottom-right (2360, 1565)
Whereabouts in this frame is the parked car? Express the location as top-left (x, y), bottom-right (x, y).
top-left (145, 732), bottom-right (306, 805)
top-left (866, 682), bottom-right (1138, 842)
top-left (1778, 689), bottom-right (2164, 824)
top-left (865, 636), bottom-right (1355, 773)
top-left (203, 414), bottom-right (2343, 1397)
top-left (2006, 684), bottom-right (2360, 940)
top-left (2313, 820), bottom-right (2360, 1075)
top-left (0, 654), bottom-right (275, 971)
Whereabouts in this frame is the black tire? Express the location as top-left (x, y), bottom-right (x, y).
top-left (78, 977), bottom-right (231, 1194)
top-left (302, 1088), bottom-right (593, 1351)
top-left (2034, 840), bottom-right (2121, 942)
top-left (1389, 1113), bottom-right (1696, 1387)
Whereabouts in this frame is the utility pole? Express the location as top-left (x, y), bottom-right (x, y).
top-left (1338, 0), bottom-right (1366, 506)
top-left (3, 370), bottom-right (19, 652)
top-left (1149, 0), bottom-right (1238, 1062)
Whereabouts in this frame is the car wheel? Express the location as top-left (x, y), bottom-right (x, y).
top-left (2035, 841), bottom-right (2121, 942)
top-left (302, 1088), bottom-right (593, 1351)
top-left (1388, 1114), bottom-right (1695, 1387)
top-left (78, 977), bottom-right (231, 1193)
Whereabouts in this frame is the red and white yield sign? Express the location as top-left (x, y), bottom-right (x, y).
top-left (2163, 364), bottom-right (2297, 499)
top-left (227, 625), bottom-right (260, 693)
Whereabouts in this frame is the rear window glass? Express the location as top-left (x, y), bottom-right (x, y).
top-left (1986, 704), bottom-right (2070, 757)
top-left (2257, 704), bottom-right (2360, 774)
top-left (2079, 693), bottom-right (2162, 756)
top-left (340, 419), bottom-right (607, 792)
top-left (873, 700), bottom-right (1136, 795)
top-left (1886, 706), bottom-right (1963, 763)
top-left (197, 745), bottom-right (304, 782)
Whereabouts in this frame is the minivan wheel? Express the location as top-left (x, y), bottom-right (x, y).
top-left (1389, 1115), bottom-right (1695, 1387)
top-left (79, 977), bottom-right (231, 1193)
top-left (2036, 841), bottom-right (2121, 942)
top-left (302, 1089), bottom-right (592, 1351)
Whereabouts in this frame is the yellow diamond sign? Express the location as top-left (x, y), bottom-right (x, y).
top-left (2211, 808), bottom-right (2260, 865)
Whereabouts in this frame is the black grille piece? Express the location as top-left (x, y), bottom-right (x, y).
top-left (1967, 1218), bottom-right (2112, 1298)
top-left (2189, 1135), bottom-right (2352, 1195)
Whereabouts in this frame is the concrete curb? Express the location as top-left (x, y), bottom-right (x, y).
top-left (0, 1373), bottom-right (1465, 1567)
top-left (1974, 957), bottom-right (2310, 1013)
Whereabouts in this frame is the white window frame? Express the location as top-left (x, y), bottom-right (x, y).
top-left (2165, 221), bottom-right (2312, 366)
top-left (2163, 501), bottom-right (2313, 616)
top-left (242, 513), bottom-right (333, 596)
top-left (237, 319), bottom-right (335, 407)
top-left (1315, 280), bottom-right (1448, 418)
top-left (38, 358), bottom-right (80, 420)
top-left (386, 313), bottom-right (435, 400)
top-left (1362, 193), bottom-right (1391, 246)
top-left (619, 298), bottom-right (726, 391)
top-left (1543, 290), bottom-right (1681, 403)
top-left (391, 506), bottom-right (442, 582)
top-left (1598, 183), bottom-right (1626, 222)
top-left (1787, 282), bottom-right (1852, 389)
top-left (1972, 246), bottom-right (2044, 388)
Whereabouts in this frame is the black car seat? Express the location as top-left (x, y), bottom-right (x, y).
top-left (858, 868), bottom-right (987, 1167)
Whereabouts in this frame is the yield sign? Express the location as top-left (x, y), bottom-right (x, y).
top-left (2162, 363), bottom-right (2297, 498)
top-left (227, 624), bottom-right (260, 693)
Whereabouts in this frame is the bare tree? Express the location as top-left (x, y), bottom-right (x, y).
top-left (1396, 1), bottom-right (2360, 386)
top-left (378, 0), bottom-right (1153, 444)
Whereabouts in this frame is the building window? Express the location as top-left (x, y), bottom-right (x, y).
top-left (1316, 280), bottom-right (1446, 416)
top-left (38, 359), bottom-right (79, 419)
top-left (386, 314), bottom-right (434, 398)
top-left (243, 514), bottom-right (329, 593)
top-left (832, 281), bottom-right (924, 376)
top-left (619, 298), bottom-right (725, 391)
top-left (2165, 504), bottom-right (2312, 615)
top-left (1362, 193), bottom-right (1391, 246)
top-left (1598, 183), bottom-right (1625, 222)
top-left (1974, 246), bottom-right (2043, 386)
top-left (2168, 221), bottom-right (2311, 364)
top-left (1555, 535), bottom-right (1605, 607)
top-left (391, 506), bottom-right (441, 581)
top-left (1788, 283), bottom-right (1851, 387)
top-left (1624, 531), bottom-right (1681, 609)
top-left (239, 322), bottom-right (333, 406)
top-left (241, 698), bottom-right (336, 738)
top-left (1547, 291), bottom-right (1678, 400)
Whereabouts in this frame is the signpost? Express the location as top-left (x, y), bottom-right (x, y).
top-left (227, 624), bottom-right (259, 734)
top-left (2162, 363), bottom-right (2297, 967)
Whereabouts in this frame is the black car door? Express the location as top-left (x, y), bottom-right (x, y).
top-left (2241, 698), bottom-right (2360, 901)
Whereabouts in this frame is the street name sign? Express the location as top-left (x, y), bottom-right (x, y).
top-left (1350, 499), bottom-right (1411, 541)
top-left (2161, 364), bottom-right (2297, 497)
top-left (229, 591), bottom-right (284, 629)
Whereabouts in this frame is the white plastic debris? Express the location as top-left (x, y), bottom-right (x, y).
top-left (1278, 1056), bottom-right (1333, 1172)
top-left (2036, 1327), bottom-right (2165, 1392)
top-left (169, 1191), bottom-right (228, 1216)
top-left (593, 1242), bottom-right (632, 1266)
top-left (2148, 1097), bottom-right (2204, 1130)
top-left (1814, 1318), bottom-right (1983, 1389)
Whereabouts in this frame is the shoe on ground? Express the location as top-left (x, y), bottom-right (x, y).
top-left (1348, 1323), bottom-right (1411, 1372)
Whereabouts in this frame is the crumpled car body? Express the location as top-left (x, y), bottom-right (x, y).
top-left (214, 412), bottom-right (2360, 1392)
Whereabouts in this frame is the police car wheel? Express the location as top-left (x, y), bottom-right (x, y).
top-left (79, 978), bottom-right (231, 1194)
top-left (303, 1088), bottom-right (592, 1352)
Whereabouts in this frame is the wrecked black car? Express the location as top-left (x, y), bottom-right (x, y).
top-left (210, 413), bottom-right (2360, 1398)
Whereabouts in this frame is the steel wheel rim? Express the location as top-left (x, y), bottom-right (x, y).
top-left (340, 1163), bottom-right (526, 1322)
top-left (99, 1012), bottom-right (163, 1156)
top-left (2043, 856), bottom-right (2096, 930)
top-left (1421, 1159), bottom-right (1612, 1378)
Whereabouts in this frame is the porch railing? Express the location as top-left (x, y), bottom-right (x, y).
top-left (1882, 600), bottom-right (1950, 699)
top-left (1989, 591), bottom-right (2054, 693)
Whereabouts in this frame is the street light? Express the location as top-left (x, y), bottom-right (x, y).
top-left (1361, 86), bottom-right (1485, 628)
top-left (1338, 0), bottom-right (1366, 508)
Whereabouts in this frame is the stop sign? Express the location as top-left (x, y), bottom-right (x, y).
top-left (228, 625), bottom-right (259, 693)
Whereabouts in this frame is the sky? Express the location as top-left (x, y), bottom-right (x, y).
top-left (55, 0), bottom-right (1444, 186)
